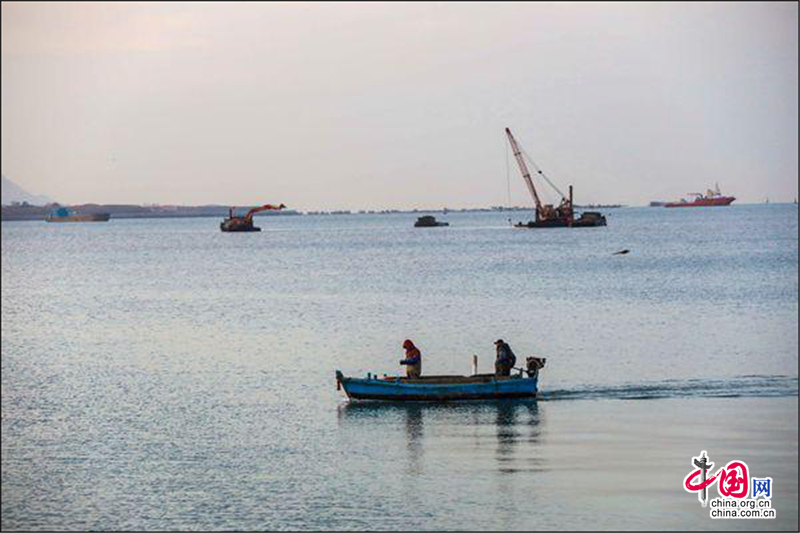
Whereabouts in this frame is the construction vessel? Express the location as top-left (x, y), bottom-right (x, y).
top-left (505, 128), bottom-right (606, 228)
top-left (220, 203), bottom-right (285, 232)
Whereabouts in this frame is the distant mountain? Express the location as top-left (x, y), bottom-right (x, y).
top-left (1, 175), bottom-right (52, 206)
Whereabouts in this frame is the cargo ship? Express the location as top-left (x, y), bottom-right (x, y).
top-left (665, 184), bottom-right (735, 208)
top-left (45, 206), bottom-right (110, 222)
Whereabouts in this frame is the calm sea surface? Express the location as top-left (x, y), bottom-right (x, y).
top-left (2, 205), bottom-right (798, 530)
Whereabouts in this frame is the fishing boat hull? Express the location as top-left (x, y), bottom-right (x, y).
top-left (335, 371), bottom-right (539, 401)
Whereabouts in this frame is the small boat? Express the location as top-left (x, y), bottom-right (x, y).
top-left (45, 206), bottom-right (109, 222)
top-left (664, 184), bottom-right (735, 207)
top-left (221, 203), bottom-right (285, 232)
top-left (414, 215), bottom-right (449, 227)
top-left (220, 216), bottom-right (261, 232)
top-left (336, 357), bottom-right (545, 402)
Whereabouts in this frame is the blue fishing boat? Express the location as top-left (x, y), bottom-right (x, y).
top-left (45, 206), bottom-right (109, 222)
top-left (336, 357), bottom-right (545, 402)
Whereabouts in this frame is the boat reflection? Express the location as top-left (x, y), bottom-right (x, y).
top-left (337, 401), bottom-right (426, 474)
top-left (337, 400), bottom-right (545, 477)
top-left (495, 401), bottom-right (544, 474)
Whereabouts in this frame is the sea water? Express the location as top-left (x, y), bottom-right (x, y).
top-left (1, 204), bottom-right (797, 530)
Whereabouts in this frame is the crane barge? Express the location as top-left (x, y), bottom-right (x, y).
top-left (505, 128), bottom-right (606, 228)
top-left (220, 203), bottom-right (285, 232)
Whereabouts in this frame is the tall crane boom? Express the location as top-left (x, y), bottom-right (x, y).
top-left (502, 128), bottom-right (606, 229)
top-left (505, 128), bottom-right (543, 217)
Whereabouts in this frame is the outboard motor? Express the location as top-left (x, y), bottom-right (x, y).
top-left (525, 356), bottom-right (546, 378)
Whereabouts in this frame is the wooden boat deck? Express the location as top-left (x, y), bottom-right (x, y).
top-left (380, 373), bottom-right (521, 385)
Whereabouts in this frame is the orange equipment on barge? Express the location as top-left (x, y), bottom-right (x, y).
top-left (220, 204), bottom-right (285, 232)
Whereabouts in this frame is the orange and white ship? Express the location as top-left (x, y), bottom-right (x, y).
top-left (665, 184), bottom-right (735, 208)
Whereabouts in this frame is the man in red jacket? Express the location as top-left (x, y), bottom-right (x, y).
top-left (400, 339), bottom-right (422, 378)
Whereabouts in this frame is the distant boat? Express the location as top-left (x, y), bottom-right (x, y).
top-left (414, 215), bottom-right (448, 227)
top-left (45, 206), bottom-right (109, 222)
top-left (664, 183), bottom-right (735, 208)
top-left (220, 203), bottom-right (285, 232)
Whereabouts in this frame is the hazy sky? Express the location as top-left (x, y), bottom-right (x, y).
top-left (2, 2), bottom-right (797, 209)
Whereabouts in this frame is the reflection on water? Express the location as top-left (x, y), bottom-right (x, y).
top-left (495, 401), bottom-right (519, 468)
top-left (404, 404), bottom-right (424, 474)
top-left (333, 397), bottom-right (797, 531)
top-left (337, 400), bottom-right (546, 478)
top-left (495, 401), bottom-right (544, 475)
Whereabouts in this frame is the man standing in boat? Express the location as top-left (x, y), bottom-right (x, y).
top-left (400, 339), bottom-right (422, 378)
top-left (494, 339), bottom-right (516, 376)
